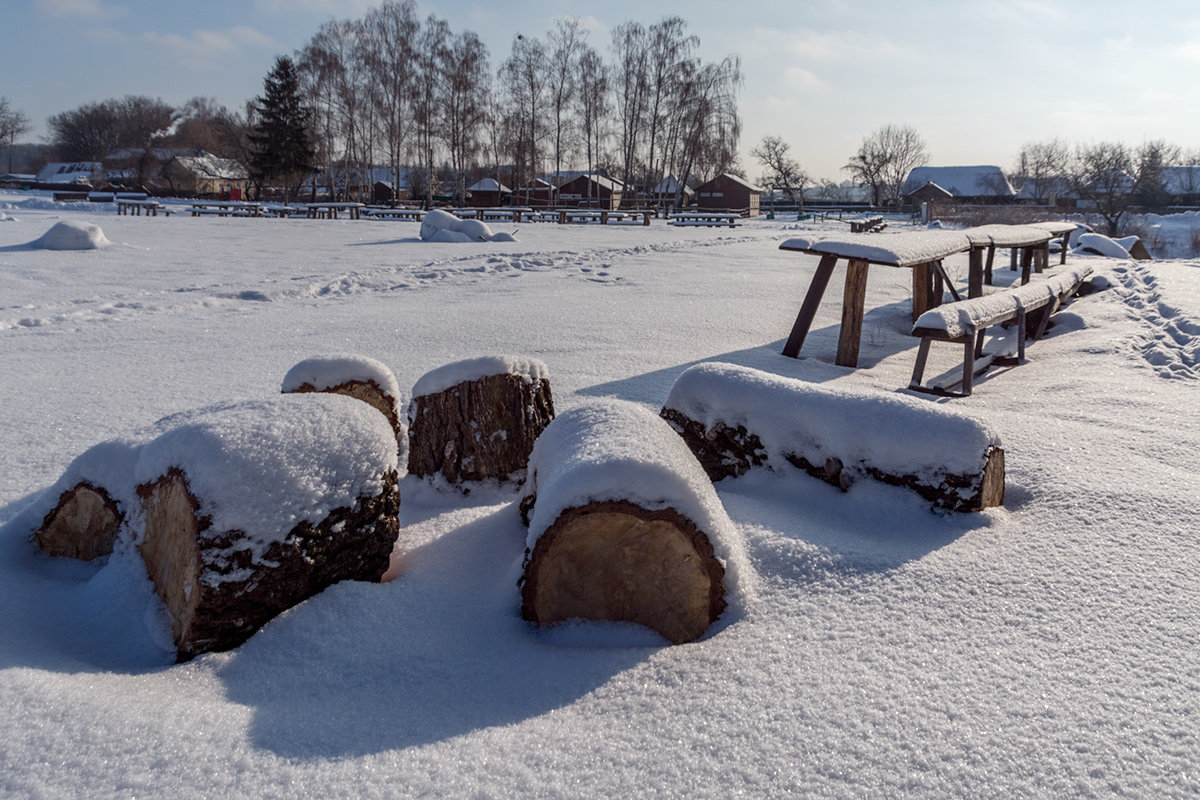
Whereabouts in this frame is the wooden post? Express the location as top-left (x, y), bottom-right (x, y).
top-left (836, 258), bottom-right (870, 367)
top-left (968, 247), bottom-right (984, 298)
top-left (1020, 246), bottom-right (1034, 284)
top-left (601, 210), bottom-right (609, 225)
top-left (912, 261), bottom-right (937, 322)
top-left (782, 254), bottom-right (838, 358)
top-left (985, 245), bottom-right (997, 286)
top-left (1059, 232), bottom-right (1069, 264)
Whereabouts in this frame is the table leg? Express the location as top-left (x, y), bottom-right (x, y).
top-left (912, 262), bottom-right (935, 322)
top-left (985, 245), bottom-right (996, 286)
top-left (969, 247), bottom-right (984, 298)
top-left (1020, 246), bottom-right (1034, 284)
top-left (1059, 233), bottom-right (1069, 264)
top-left (836, 259), bottom-right (870, 368)
top-left (782, 254), bottom-right (838, 358)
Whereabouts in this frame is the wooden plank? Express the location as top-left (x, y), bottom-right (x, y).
top-left (969, 247), bottom-right (984, 298)
top-left (985, 245), bottom-right (996, 286)
top-left (836, 259), bottom-right (870, 367)
top-left (782, 254), bottom-right (838, 358)
top-left (912, 262), bottom-right (934, 322)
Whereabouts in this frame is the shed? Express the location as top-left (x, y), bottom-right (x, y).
top-left (35, 162), bottom-right (102, 189)
top-left (906, 181), bottom-right (955, 206)
top-left (163, 152), bottom-right (250, 198)
top-left (466, 177), bottom-right (512, 207)
top-left (695, 173), bottom-right (762, 216)
top-left (651, 174), bottom-right (694, 209)
top-left (556, 173), bottom-right (623, 209)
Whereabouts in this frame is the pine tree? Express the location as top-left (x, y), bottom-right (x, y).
top-left (248, 56), bottom-right (315, 202)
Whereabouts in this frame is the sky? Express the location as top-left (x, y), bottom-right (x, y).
top-left (5, 0), bottom-right (1200, 180)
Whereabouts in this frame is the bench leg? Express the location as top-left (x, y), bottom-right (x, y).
top-left (962, 339), bottom-right (977, 396)
top-left (909, 338), bottom-right (932, 389)
top-left (1017, 308), bottom-right (1027, 361)
top-left (782, 254), bottom-right (838, 358)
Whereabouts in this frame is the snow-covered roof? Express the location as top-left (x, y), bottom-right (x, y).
top-left (903, 166), bottom-right (1016, 198)
top-left (653, 174), bottom-right (694, 196)
top-left (1014, 175), bottom-right (1075, 201)
top-left (910, 181), bottom-right (954, 199)
top-left (35, 162), bottom-right (101, 184)
top-left (700, 173), bottom-right (763, 193)
top-left (467, 178), bottom-right (511, 193)
top-left (1161, 166), bottom-right (1200, 196)
top-left (172, 153), bottom-right (249, 181)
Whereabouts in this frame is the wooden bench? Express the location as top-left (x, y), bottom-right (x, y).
top-left (849, 216), bottom-right (885, 233)
top-left (669, 212), bottom-right (739, 228)
top-left (189, 201), bottom-right (262, 217)
top-left (117, 199), bottom-right (169, 217)
top-left (53, 191), bottom-right (90, 202)
top-left (908, 264), bottom-right (1094, 396)
top-left (362, 207), bottom-right (424, 221)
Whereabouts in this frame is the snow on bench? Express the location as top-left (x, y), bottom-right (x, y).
top-left (661, 362), bottom-right (1005, 513)
top-left (909, 264), bottom-right (1095, 396)
top-left (961, 224), bottom-right (1053, 248)
top-left (518, 399), bottom-right (750, 644)
top-left (779, 230), bottom-right (971, 267)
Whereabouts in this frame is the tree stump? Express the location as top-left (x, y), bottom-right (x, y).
top-left (34, 482), bottom-right (122, 560)
top-left (407, 357), bottom-right (553, 484)
top-left (138, 467), bottom-right (400, 662)
top-left (282, 355), bottom-right (404, 442)
top-left (518, 401), bottom-right (742, 644)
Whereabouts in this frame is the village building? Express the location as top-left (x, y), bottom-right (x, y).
top-left (695, 173), bottom-right (762, 216)
top-left (651, 174), bottom-right (694, 210)
top-left (161, 152), bottom-right (251, 199)
top-left (902, 165), bottom-right (1017, 204)
top-left (34, 162), bottom-right (102, 190)
top-left (466, 177), bottom-right (511, 206)
top-left (556, 173), bottom-right (623, 209)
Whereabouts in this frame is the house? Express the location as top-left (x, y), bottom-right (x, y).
top-left (303, 166), bottom-right (415, 201)
top-left (511, 177), bottom-right (557, 207)
top-left (162, 152), bottom-right (250, 198)
top-left (1162, 166), bottom-right (1200, 205)
top-left (556, 173), bottom-right (622, 209)
top-left (35, 162), bottom-right (102, 189)
top-left (695, 173), bottom-right (762, 216)
top-left (1014, 176), bottom-right (1077, 207)
top-left (905, 181), bottom-right (955, 207)
top-left (466, 178), bottom-right (512, 207)
top-left (0, 173), bottom-right (36, 189)
top-left (902, 165), bottom-right (1016, 203)
top-left (651, 174), bottom-right (694, 209)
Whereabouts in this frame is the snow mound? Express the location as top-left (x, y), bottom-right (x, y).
top-left (33, 220), bottom-right (111, 250)
top-left (664, 362), bottom-right (1000, 480)
top-left (411, 355), bottom-right (549, 400)
top-left (281, 353), bottom-right (401, 401)
top-left (519, 399), bottom-right (753, 614)
top-left (419, 208), bottom-right (516, 243)
top-left (1076, 232), bottom-right (1132, 259)
top-left (134, 394), bottom-right (398, 557)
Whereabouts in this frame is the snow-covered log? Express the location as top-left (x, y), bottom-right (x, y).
top-left (134, 395), bottom-right (400, 661)
top-left (282, 354), bottom-right (404, 441)
top-left (661, 363), bottom-right (1005, 512)
top-left (518, 400), bottom-right (749, 644)
top-left (407, 356), bottom-right (554, 484)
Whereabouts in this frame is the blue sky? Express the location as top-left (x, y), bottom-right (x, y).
top-left (5, 0), bottom-right (1200, 179)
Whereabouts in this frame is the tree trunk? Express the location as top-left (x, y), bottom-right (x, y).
top-left (286, 379), bottom-right (402, 442)
top-left (520, 500), bottom-right (726, 645)
top-left (137, 467), bottom-right (400, 662)
top-left (35, 483), bottom-right (122, 560)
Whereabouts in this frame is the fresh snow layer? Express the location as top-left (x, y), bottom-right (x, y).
top-left (419, 208), bottom-right (515, 243)
top-left (134, 395), bottom-right (397, 550)
top-left (961, 224), bottom-right (1053, 247)
top-left (411, 354), bottom-right (549, 400)
top-left (280, 353), bottom-right (401, 401)
top-left (520, 399), bottom-right (752, 612)
top-left (664, 362), bottom-right (1000, 479)
top-left (32, 219), bottom-right (111, 250)
top-left (913, 266), bottom-right (1095, 338)
top-left (1, 195), bottom-right (1198, 798)
top-left (780, 229), bottom-right (970, 266)
top-left (1077, 232), bottom-right (1133, 259)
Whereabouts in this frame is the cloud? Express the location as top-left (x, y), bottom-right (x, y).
top-left (144, 26), bottom-right (281, 69)
top-left (253, 0), bottom-right (374, 13)
top-left (1173, 41), bottom-right (1200, 62)
top-left (36, 0), bottom-right (127, 20)
top-left (782, 67), bottom-right (826, 90)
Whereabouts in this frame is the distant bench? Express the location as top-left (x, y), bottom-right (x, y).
top-left (669, 212), bottom-right (740, 228)
top-left (189, 201), bottom-right (262, 217)
top-left (362, 207), bottom-right (424, 221)
top-left (849, 216), bottom-right (885, 233)
top-left (117, 199), bottom-right (169, 217)
top-left (908, 264), bottom-right (1094, 396)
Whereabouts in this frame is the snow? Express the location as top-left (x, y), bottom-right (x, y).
top-left (902, 165), bottom-right (1017, 197)
top-left (134, 395), bottom-right (397, 551)
top-left (962, 223), bottom-right (1053, 247)
top-left (1077, 231), bottom-right (1132, 259)
top-left (280, 353), bottom-right (401, 402)
top-left (520, 399), bottom-right (752, 613)
top-left (664, 361), bottom-right (999, 480)
top-left (1, 193), bottom-right (1199, 797)
top-left (780, 229), bottom-right (971, 266)
top-left (419, 208), bottom-right (515, 243)
top-left (32, 219), bottom-right (111, 250)
top-left (411, 354), bottom-right (549, 400)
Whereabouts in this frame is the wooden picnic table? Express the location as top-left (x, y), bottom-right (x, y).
top-left (778, 231), bottom-right (971, 367)
top-left (362, 207), bottom-right (424, 221)
top-left (116, 198), bottom-right (169, 216)
top-left (962, 224), bottom-right (1054, 298)
top-left (304, 202), bottom-right (365, 220)
top-left (188, 201), bottom-right (263, 217)
top-left (1028, 220), bottom-right (1077, 265)
top-left (669, 212), bottom-right (740, 228)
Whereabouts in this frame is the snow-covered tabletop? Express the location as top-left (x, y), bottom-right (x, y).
top-left (961, 224), bottom-right (1054, 248)
top-left (779, 230), bottom-right (971, 267)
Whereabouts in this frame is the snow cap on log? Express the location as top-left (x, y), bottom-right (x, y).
top-left (282, 353), bottom-right (404, 440)
top-left (662, 363), bottom-right (1003, 512)
top-left (135, 395), bottom-right (398, 556)
top-left (520, 399), bottom-right (751, 629)
top-left (411, 355), bottom-right (549, 402)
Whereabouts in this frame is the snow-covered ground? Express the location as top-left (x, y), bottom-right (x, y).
top-left (1, 192), bottom-right (1197, 798)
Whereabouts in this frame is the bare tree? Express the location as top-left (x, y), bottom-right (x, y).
top-left (576, 44), bottom-right (610, 203)
top-left (412, 15), bottom-right (450, 206)
top-left (1013, 138), bottom-right (1070, 204)
top-left (0, 97), bottom-right (31, 173)
top-left (751, 135), bottom-right (808, 206)
top-left (670, 54), bottom-right (743, 207)
top-left (442, 29), bottom-right (490, 202)
top-left (1133, 139), bottom-right (1181, 209)
top-left (361, 0), bottom-right (419, 203)
top-left (643, 17), bottom-right (697, 194)
top-left (546, 18), bottom-right (585, 186)
top-left (1069, 141), bottom-right (1136, 236)
top-left (611, 21), bottom-right (649, 192)
top-left (844, 124), bottom-right (928, 207)
top-left (499, 33), bottom-right (548, 205)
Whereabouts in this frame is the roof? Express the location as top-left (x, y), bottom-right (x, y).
top-left (171, 153), bottom-right (249, 181)
top-left (467, 178), bottom-right (511, 193)
top-left (559, 173), bottom-right (623, 192)
top-left (698, 173), bottom-right (763, 193)
top-left (1161, 165), bottom-right (1200, 195)
top-left (35, 162), bottom-right (101, 184)
top-left (903, 166), bottom-right (1016, 198)
top-left (910, 181), bottom-right (954, 199)
top-left (653, 174), bottom-right (695, 196)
